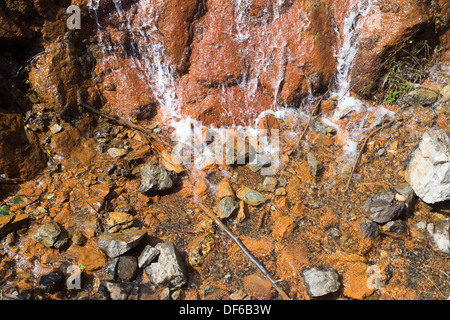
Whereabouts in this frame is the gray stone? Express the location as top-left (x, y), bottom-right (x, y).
top-left (241, 189), bottom-right (266, 206)
top-left (98, 228), bottom-right (146, 258)
top-left (405, 88), bottom-right (438, 106)
top-left (139, 163), bottom-right (177, 193)
top-left (301, 265), bottom-right (341, 298)
top-left (363, 189), bottom-right (405, 223)
top-left (101, 281), bottom-right (138, 300)
top-left (53, 230), bottom-right (70, 249)
top-left (145, 242), bottom-right (186, 289)
top-left (138, 245), bottom-right (160, 268)
top-left (218, 196), bottom-right (239, 219)
top-left (117, 256), bottom-right (138, 282)
top-left (382, 219), bottom-right (407, 235)
top-left (393, 183), bottom-right (416, 215)
top-left (261, 176), bottom-right (278, 192)
top-left (38, 270), bottom-right (65, 293)
top-left (31, 220), bottom-right (66, 248)
top-left (103, 257), bottom-right (119, 280)
top-left (247, 153), bottom-right (271, 172)
top-left (360, 219), bottom-right (379, 239)
top-left (307, 152), bottom-right (323, 176)
top-left (405, 128), bottom-right (450, 204)
top-left (427, 220), bottom-right (450, 255)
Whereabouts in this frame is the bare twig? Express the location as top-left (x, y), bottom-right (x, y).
top-left (198, 203), bottom-right (291, 300)
top-left (345, 119), bottom-right (395, 191)
top-left (78, 102), bottom-right (168, 154)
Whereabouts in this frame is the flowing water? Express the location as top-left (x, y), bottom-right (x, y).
top-left (87, 0), bottom-right (392, 169)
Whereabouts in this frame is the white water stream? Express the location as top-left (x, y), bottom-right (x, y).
top-left (87, 0), bottom-right (391, 170)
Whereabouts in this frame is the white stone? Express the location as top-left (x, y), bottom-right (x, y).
top-left (405, 129), bottom-right (450, 204)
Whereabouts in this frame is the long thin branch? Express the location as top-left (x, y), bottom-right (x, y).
top-left (198, 203), bottom-right (291, 300)
top-left (345, 119), bottom-right (395, 191)
top-left (78, 102), bottom-right (167, 154)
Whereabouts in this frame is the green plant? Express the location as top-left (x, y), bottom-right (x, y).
top-left (0, 205), bottom-right (10, 216)
top-left (381, 40), bottom-right (437, 104)
top-left (0, 195), bottom-right (24, 216)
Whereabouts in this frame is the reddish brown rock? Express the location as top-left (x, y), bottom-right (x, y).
top-left (66, 243), bottom-right (108, 272)
top-left (49, 125), bottom-right (97, 168)
top-left (243, 274), bottom-right (276, 300)
top-left (0, 113), bottom-right (46, 180)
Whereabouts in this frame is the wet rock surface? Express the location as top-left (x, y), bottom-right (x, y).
top-left (0, 0), bottom-right (449, 302)
top-left (38, 271), bottom-right (65, 294)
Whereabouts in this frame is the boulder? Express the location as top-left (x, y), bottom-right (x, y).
top-left (138, 163), bottom-right (177, 193)
top-left (145, 242), bottom-right (186, 289)
top-left (405, 129), bottom-right (450, 204)
top-left (218, 196), bottom-right (239, 219)
top-left (31, 220), bottom-right (69, 249)
top-left (38, 270), bottom-right (65, 293)
top-left (0, 113), bottom-right (46, 180)
top-left (98, 228), bottom-right (146, 258)
top-left (138, 245), bottom-right (160, 269)
top-left (363, 189), bottom-right (405, 223)
top-left (405, 88), bottom-right (439, 106)
top-left (301, 265), bottom-right (341, 298)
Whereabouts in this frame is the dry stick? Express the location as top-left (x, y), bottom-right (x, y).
top-left (198, 203), bottom-right (291, 301)
top-left (344, 119), bottom-right (395, 191)
top-left (78, 102), bottom-right (165, 154)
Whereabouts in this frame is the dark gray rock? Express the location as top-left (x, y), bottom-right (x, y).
top-left (382, 219), bottom-right (407, 235)
top-left (38, 270), bottom-right (65, 293)
top-left (139, 163), bottom-right (177, 193)
top-left (393, 184), bottom-right (416, 215)
top-left (405, 128), bottom-right (450, 204)
top-left (117, 256), bottom-right (138, 282)
top-left (145, 242), bottom-right (186, 289)
top-left (361, 219), bottom-right (379, 239)
top-left (363, 189), bottom-right (405, 224)
top-left (301, 265), bottom-right (341, 298)
top-left (98, 228), bottom-right (147, 258)
top-left (138, 245), bottom-right (160, 268)
top-left (218, 196), bottom-right (239, 219)
top-left (427, 220), bottom-right (450, 255)
top-left (103, 257), bottom-right (119, 280)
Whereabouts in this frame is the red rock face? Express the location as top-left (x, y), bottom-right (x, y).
top-left (0, 113), bottom-right (46, 180)
top-left (27, 0), bottom-right (447, 126)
